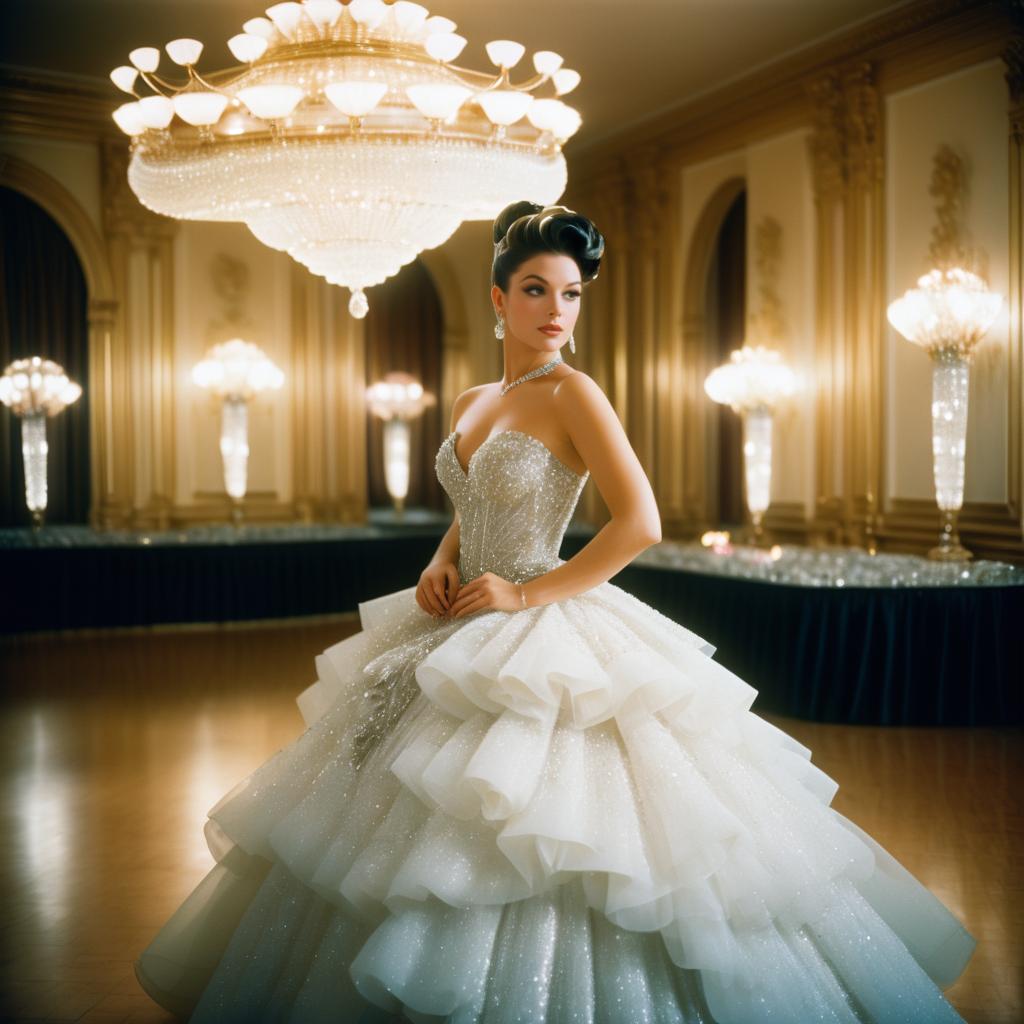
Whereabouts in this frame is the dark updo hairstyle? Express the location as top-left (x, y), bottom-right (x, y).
top-left (491, 200), bottom-right (605, 291)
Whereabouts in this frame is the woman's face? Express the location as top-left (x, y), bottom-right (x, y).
top-left (492, 252), bottom-right (582, 353)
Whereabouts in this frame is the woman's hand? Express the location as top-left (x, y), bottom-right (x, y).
top-left (446, 571), bottom-right (522, 618)
top-left (417, 561), bottom-right (460, 617)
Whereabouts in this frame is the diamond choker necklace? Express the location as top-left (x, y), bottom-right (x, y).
top-left (500, 353), bottom-right (564, 397)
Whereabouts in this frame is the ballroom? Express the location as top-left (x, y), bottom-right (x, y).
top-left (0, 1), bottom-right (1021, 1022)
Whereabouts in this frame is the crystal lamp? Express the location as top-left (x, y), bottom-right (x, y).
top-left (192, 339), bottom-right (284, 518)
top-left (109, 1), bottom-right (582, 318)
top-left (704, 345), bottom-right (798, 543)
top-left (0, 356), bottom-right (82, 528)
top-left (887, 267), bottom-right (1003, 561)
top-left (366, 371), bottom-right (436, 514)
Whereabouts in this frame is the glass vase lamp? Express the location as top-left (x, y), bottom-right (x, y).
top-left (366, 372), bottom-right (436, 516)
top-left (703, 345), bottom-right (798, 545)
top-left (887, 267), bottom-right (1002, 561)
top-left (191, 339), bottom-right (284, 523)
top-left (0, 356), bottom-right (82, 529)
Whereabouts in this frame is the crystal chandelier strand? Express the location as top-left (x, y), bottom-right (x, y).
top-left (742, 408), bottom-right (773, 522)
top-left (931, 352), bottom-right (970, 512)
top-left (22, 412), bottom-right (48, 514)
top-left (220, 398), bottom-right (250, 500)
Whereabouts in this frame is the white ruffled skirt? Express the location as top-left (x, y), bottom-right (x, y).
top-left (134, 580), bottom-right (976, 1023)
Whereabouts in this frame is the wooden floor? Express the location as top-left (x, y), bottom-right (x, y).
top-left (0, 618), bottom-right (1019, 1024)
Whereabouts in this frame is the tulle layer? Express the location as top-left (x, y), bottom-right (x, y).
top-left (136, 580), bottom-right (975, 1022)
top-left (144, 842), bottom-right (967, 1024)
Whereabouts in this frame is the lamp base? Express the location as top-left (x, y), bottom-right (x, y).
top-left (928, 509), bottom-right (972, 562)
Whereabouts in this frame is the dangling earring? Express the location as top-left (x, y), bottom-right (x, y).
top-left (568, 332), bottom-right (576, 355)
top-left (494, 312), bottom-right (505, 340)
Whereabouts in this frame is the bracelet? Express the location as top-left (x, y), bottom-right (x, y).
top-left (518, 583), bottom-right (528, 609)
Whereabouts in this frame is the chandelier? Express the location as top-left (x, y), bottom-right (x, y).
top-left (0, 357), bottom-right (82, 528)
top-left (192, 339), bottom-right (285, 509)
top-left (887, 266), bottom-right (1002, 561)
top-left (704, 345), bottom-right (798, 542)
top-left (109, 0), bottom-right (583, 317)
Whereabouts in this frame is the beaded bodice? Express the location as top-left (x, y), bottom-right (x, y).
top-left (436, 430), bottom-right (589, 586)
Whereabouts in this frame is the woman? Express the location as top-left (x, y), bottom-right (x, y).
top-left (135, 202), bottom-right (975, 1023)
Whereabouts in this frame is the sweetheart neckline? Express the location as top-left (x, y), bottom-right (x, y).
top-left (446, 429), bottom-right (588, 482)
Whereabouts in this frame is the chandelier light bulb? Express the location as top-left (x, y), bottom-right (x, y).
top-left (129, 46), bottom-right (161, 73)
top-left (406, 83), bottom-right (471, 121)
top-left (424, 32), bottom-right (467, 63)
top-left (228, 33), bottom-right (270, 64)
top-left (173, 92), bottom-right (230, 127)
top-left (112, 101), bottom-right (147, 135)
top-left (237, 84), bottom-right (305, 119)
top-left (242, 17), bottom-right (277, 39)
top-left (166, 38), bottom-right (204, 66)
top-left (552, 68), bottom-right (581, 95)
top-left (390, 1), bottom-right (429, 34)
top-left (476, 89), bottom-right (533, 125)
top-left (0, 356), bottom-right (82, 416)
top-left (532, 50), bottom-right (564, 76)
top-left (348, 0), bottom-right (387, 30)
top-left (137, 95), bottom-right (176, 129)
top-left (110, 65), bottom-right (139, 94)
top-left (703, 345), bottom-right (798, 413)
top-left (265, 2), bottom-right (305, 39)
top-left (192, 339), bottom-right (284, 399)
top-left (303, 0), bottom-right (343, 30)
top-left (485, 40), bottom-right (526, 69)
top-left (324, 81), bottom-right (388, 117)
top-left (423, 15), bottom-right (456, 35)
top-left (886, 267), bottom-right (1002, 358)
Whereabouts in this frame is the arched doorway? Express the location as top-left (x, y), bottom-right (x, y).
top-left (364, 258), bottom-right (445, 511)
top-left (0, 187), bottom-right (91, 526)
top-left (707, 189), bottom-right (746, 527)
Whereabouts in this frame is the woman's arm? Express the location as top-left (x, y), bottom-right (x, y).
top-left (428, 513), bottom-right (460, 569)
top-left (520, 372), bottom-right (661, 608)
top-left (446, 373), bottom-right (659, 620)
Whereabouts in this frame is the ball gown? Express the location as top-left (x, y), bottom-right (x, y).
top-left (134, 428), bottom-right (977, 1023)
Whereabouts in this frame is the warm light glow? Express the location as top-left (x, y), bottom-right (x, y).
top-left (191, 339), bottom-right (284, 400)
top-left (366, 373), bottom-right (434, 420)
top-left (0, 356), bottom-right (82, 417)
top-left (886, 266), bottom-right (1002, 358)
top-left (703, 345), bottom-right (798, 413)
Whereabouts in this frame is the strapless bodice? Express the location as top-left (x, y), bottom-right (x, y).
top-left (435, 429), bottom-right (589, 585)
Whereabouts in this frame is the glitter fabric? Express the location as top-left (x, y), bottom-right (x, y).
top-left (134, 431), bottom-right (976, 1023)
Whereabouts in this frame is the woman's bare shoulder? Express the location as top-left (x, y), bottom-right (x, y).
top-left (449, 382), bottom-right (497, 431)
